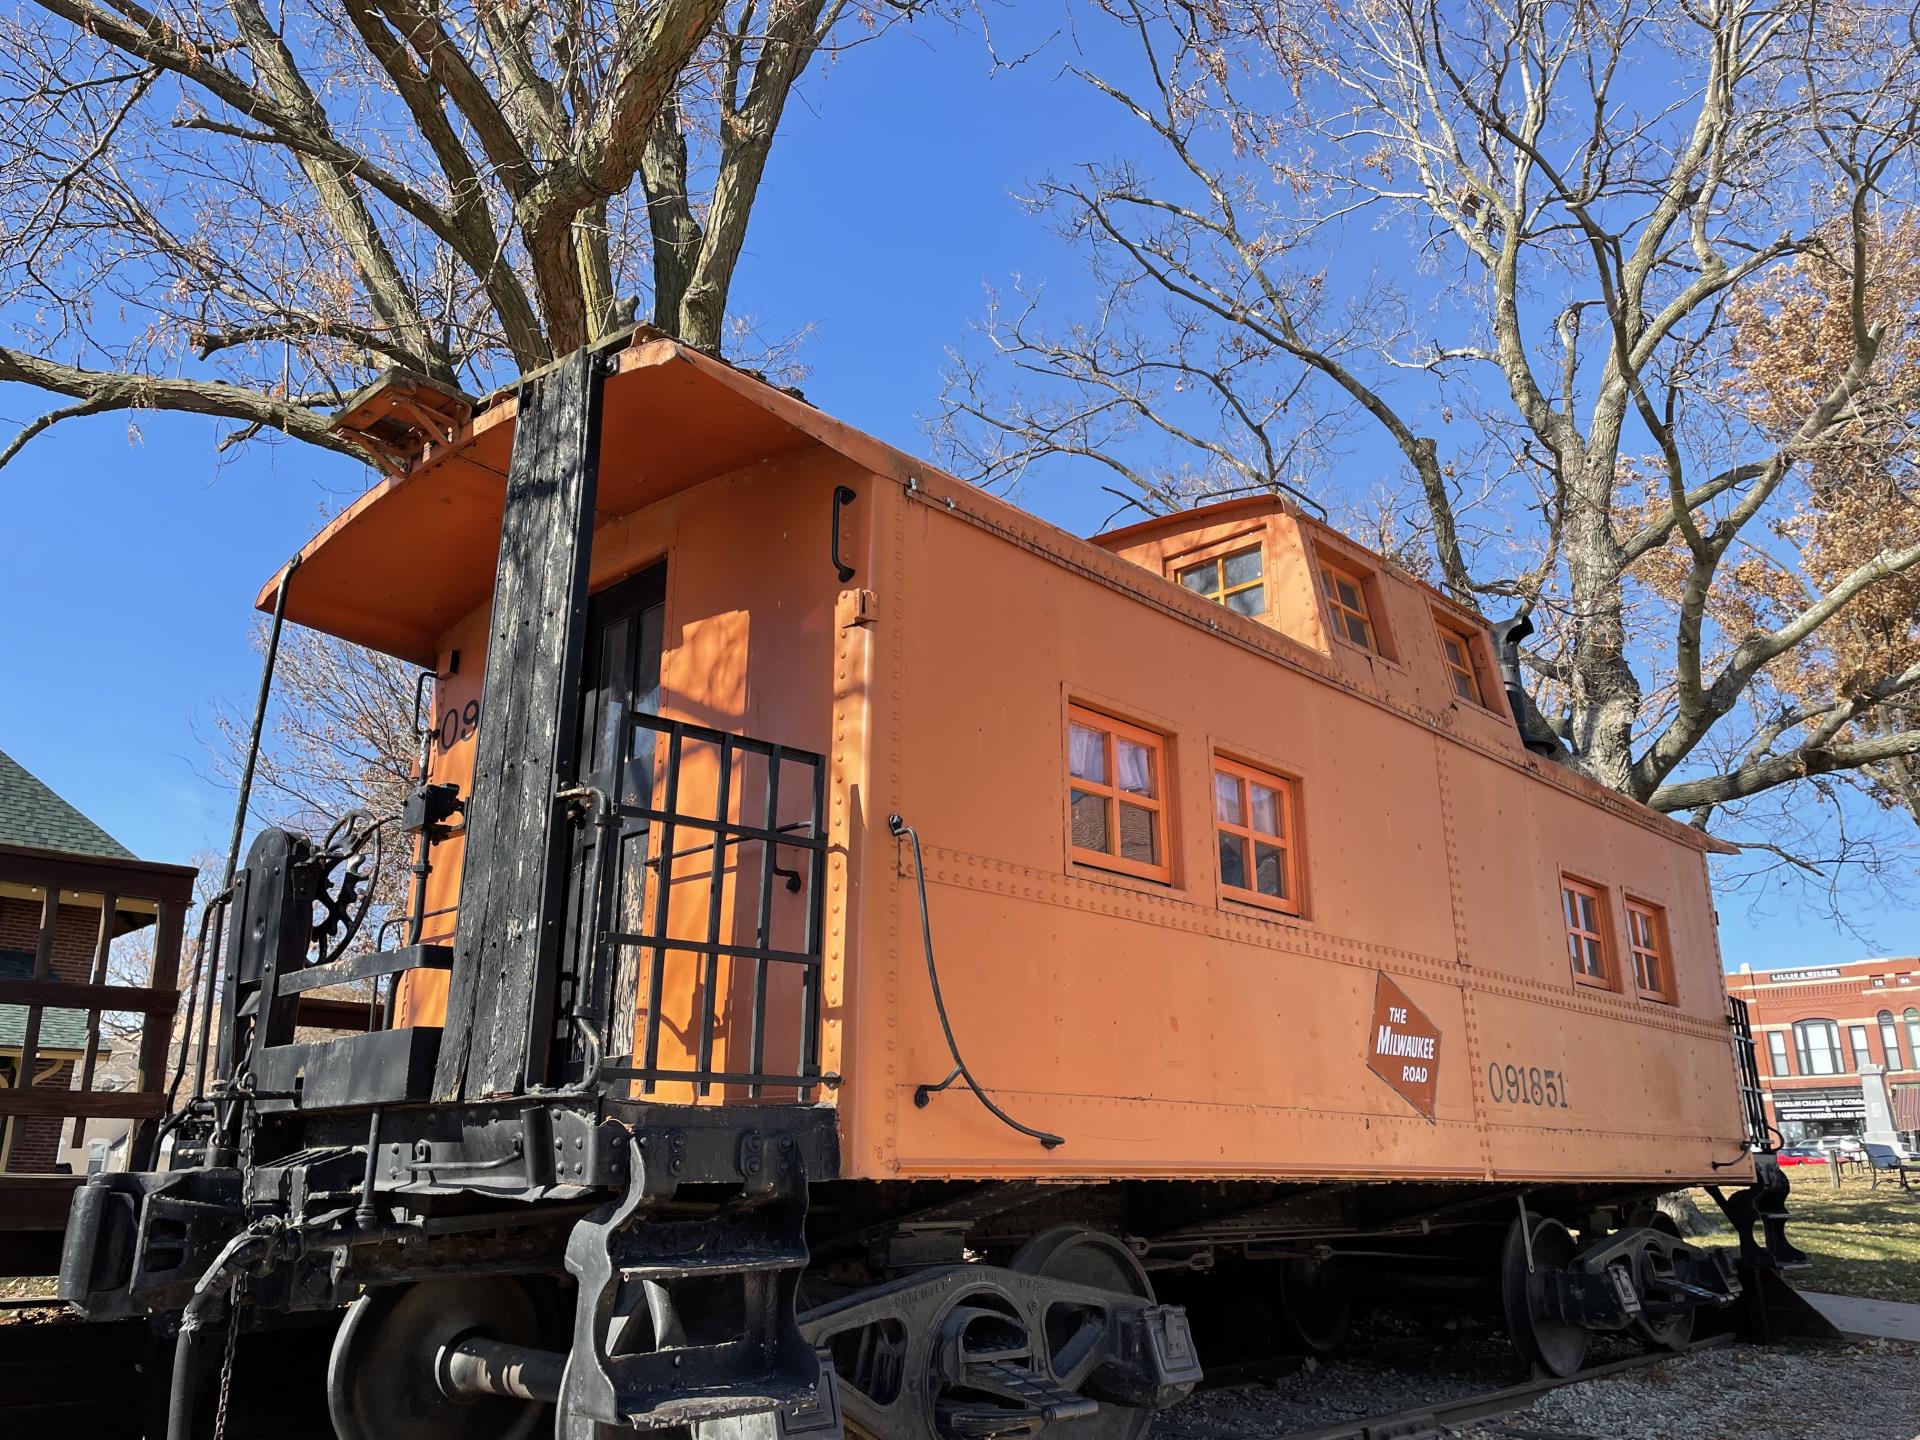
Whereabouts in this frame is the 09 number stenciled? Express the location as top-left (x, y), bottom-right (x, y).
top-left (1487, 1062), bottom-right (1570, 1110)
top-left (436, 699), bottom-right (480, 752)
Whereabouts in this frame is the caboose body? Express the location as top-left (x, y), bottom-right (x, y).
top-left (54, 334), bottom-right (1795, 1440)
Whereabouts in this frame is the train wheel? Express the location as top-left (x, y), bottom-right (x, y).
top-left (1498, 1214), bottom-right (1589, 1379)
top-left (1009, 1226), bottom-right (1157, 1440)
top-left (327, 1277), bottom-right (551, 1440)
top-left (1628, 1212), bottom-right (1695, 1352)
top-left (1273, 1257), bottom-right (1351, 1356)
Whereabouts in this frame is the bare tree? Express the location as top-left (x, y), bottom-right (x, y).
top-left (939, 0), bottom-right (1920, 872)
top-left (0, 0), bottom-right (930, 469)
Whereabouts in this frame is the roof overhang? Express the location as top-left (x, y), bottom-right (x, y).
top-left (258, 331), bottom-right (911, 666)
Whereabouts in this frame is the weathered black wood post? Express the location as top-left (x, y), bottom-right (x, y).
top-left (434, 347), bottom-right (607, 1101)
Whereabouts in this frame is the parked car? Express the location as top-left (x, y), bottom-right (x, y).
top-left (1817, 1135), bottom-right (1867, 1162)
top-left (1776, 1144), bottom-right (1829, 1165)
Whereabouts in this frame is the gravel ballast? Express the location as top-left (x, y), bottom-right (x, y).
top-left (1156, 1339), bottom-right (1920, 1440)
top-left (1455, 1340), bottom-right (1920, 1440)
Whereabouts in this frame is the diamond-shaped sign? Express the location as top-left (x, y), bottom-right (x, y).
top-left (1366, 972), bottom-right (1441, 1120)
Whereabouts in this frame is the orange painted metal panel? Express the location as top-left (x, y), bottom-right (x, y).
top-left (279, 334), bottom-right (1751, 1193)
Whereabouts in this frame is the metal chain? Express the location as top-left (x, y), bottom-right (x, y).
top-left (213, 1274), bottom-right (241, 1440)
top-left (213, 1093), bottom-right (261, 1440)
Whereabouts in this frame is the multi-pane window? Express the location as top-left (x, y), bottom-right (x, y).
top-left (1850, 1025), bottom-right (1873, 1072)
top-left (1906, 1008), bottom-right (1920, 1066)
top-left (1561, 877), bottom-right (1612, 988)
top-left (1881, 1009), bottom-right (1905, 1070)
top-left (1319, 561), bottom-right (1379, 651)
top-left (1625, 899), bottom-right (1672, 1002)
top-left (1067, 706), bottom-right (1171, 882)
top-left (1766, 1030), bottom-right (1791, 1077)
top-left (1793, 1019), bottom-right (1842, 1077)
top-left (1178, 546), bottom-right (1266, 618)
top-left (1436, 622), bottom-right (1485, 705)
top-left (1212, 757), bottom-right (1301, 915)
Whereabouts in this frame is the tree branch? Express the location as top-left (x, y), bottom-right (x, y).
top-left (1650, 730), bottom-right (1920, 811)
top-left (0, 346), bottom-right (365, 467)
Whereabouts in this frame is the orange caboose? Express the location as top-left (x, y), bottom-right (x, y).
top-left (283, 333), bottom-right (1756, 1190)
top-left (57, 334), bottom-right (1791, 1440)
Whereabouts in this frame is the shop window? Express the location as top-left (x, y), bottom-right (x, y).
top-left (1881, 1009), bottom-right (1905, 1070)
top-left (1435, 618), bottom-right (1487, 706)
top-left (1625, 898), bottom-right (1674, 1003)
top-left (1793, 1019), bottom-right (1842, 1078)
top-left (1319, 559), bottom-right (1382, 653)
top-left (1766, 1030), bottom-right (1791, 1077)
top-left (1560, 876), bottom-right (1614, 989)
top-left (1850, 1025), bottom-right (1873, 1072)
top-left (1177, 546), bottom-right (1266, 618)
top-left (1067, 705), bottom-right (1172, 883)
top-left (1212, 756), bottom-right (1302, 916)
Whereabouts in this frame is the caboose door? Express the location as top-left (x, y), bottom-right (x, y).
top-left (558, 564), bottom-right (666, 1079)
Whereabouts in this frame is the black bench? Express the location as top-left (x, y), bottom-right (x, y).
top-left (1863, 1143), bottom-right (1920, 1191)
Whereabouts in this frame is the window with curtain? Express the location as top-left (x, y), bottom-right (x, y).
top-left (1851, 1025), bottom-right (1873, 1071)
top-left (1212, 756), bottom-right (1302, 915)
top-left (1793, 1019), bottom-right (1842, 1077)
top-left (1906, 1009), bottom-right (1920, 1068)
top-left (1625, 899), bottom-right (1673, 1002)
top-left (1881, 1010), bottom-right (1905, 1070)
top-left (1767, 1031), bottom-right (1791, 1077)
top-left (1561, 877), bottom-right (1613, 988)
top-left (1067, 705), bottom-right (1171, 883)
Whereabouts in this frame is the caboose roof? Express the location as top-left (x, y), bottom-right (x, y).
top-left (257, 329), bottom-right (916, 665)
top-left (260, 333), bottom-right (1730, 860)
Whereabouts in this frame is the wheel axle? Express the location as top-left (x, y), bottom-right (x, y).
top-left (436, 1336), bottom-right (565, 1405)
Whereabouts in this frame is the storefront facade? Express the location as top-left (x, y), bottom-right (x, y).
top-left (1724, 958), bottom-right (1920, 1145)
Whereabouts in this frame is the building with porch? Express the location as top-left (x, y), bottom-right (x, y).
top-left (0, 748), bottom-right (193, 1273)
top-left (1725, 957), bottom-right (1920, 1146)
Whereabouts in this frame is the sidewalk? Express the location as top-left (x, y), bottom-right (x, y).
top-left (1801, 1291), bottom-right (1920, 1343)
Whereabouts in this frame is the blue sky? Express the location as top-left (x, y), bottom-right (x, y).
top-left (0, 15), bottom-right (1907, 972)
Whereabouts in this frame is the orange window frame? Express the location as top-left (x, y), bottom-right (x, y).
top-left (1625, 898), bottom-right (1674, 1002)
top-left (1176, 544), bottom-right (1266, 616)
top-left (1560, 876), bottom-right (1615, 990)
top-left (1212, 755), bottom-right (1303, 916)
top-left (1319, 559), bottom-right (1379, 652)
top-left (1436, 619), bottom-right (1486, 706)
top-left (1066, 705), bottom-right (1173, 883)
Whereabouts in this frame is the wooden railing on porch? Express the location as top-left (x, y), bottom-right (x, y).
top-left (0, 843), bottom-right (197, 1175)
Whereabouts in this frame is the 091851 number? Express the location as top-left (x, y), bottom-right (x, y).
top-left (1487, 1063), bottom-right (1569, 1109)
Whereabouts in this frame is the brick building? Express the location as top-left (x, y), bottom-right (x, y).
top-left (1724, 957), bottom-right (1920, 1146)
top-left (0, 749), bottom-right (192, 1175)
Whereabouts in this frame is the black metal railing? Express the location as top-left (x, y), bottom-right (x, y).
top-left (1726, 994), bottom-right (1773, 1151)
top-left (586, 712), bottom-right (828, 1100)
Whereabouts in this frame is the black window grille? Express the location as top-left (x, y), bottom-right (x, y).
top-left (584, 711), bottom-right (829, 1100)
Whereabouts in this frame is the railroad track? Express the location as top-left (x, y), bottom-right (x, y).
top-left (1259, 1334), bottom-right (1736, 1440)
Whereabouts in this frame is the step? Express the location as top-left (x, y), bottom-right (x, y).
top-left (618, 1243), bottom-right (809, 1283)
top-left (964, 1360), bottom-right (1098, 1423)
top-left (619, 1374), bottom-right (823, 1431)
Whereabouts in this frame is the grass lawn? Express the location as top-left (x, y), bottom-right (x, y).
top-left (1694, 1169), bottom-right (1920, 1305)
